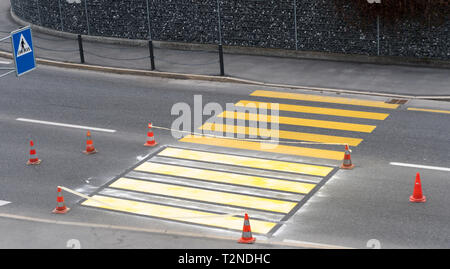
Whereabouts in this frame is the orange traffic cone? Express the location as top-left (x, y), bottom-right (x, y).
top-left (238, 213), bottom-right (256, 244)
top-left (410, 173), bottom-right (426, 203)
top-left (52, 187), bottom-right (70, 214)
top-left (83, 131), bottom-right (97, 155)
top-left (27, 139), bottom-right (42, 165)
top-left (144, 122), bottom-right (157, 147)
top-left (340, 144), bottom-right (354, 169)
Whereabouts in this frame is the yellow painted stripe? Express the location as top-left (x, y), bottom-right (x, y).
top-left (82, 195), bottom-right (277, 234)
top-left (218, 111), bottom-right (376, 133)
top-left (407, 107), bottom-right (450, 115)
top-left (135, 162), bottom-right (317, 193)
top-left (236, 100), bottom-right (389, 120)
top-left (179, 135), bottom-right (345, 160)
top-left (251, 90), bottom-right (399, 109)
top-left (159, 147), bottom-right (333, 177)
top-left (200, 122), bottom-right (363, 146)
top-left (110, 177), bottom-right (297, 214)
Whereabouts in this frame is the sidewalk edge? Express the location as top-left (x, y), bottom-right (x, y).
top-left (3, 50), bottom-right (450, 100)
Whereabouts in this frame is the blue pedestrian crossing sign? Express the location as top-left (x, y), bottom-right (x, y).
top-left (11, 26), bottom-right (36, 77)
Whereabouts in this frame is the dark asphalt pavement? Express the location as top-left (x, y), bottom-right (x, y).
top-left (0, 0), bottom-right (449, 250)
top-left (0, 63), bottom-right (449, 249)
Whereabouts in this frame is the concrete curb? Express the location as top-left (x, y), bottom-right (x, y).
top-left (2, 50), bottom-right (450, 100)
top-left (9, 8), bottom-right (450, 70)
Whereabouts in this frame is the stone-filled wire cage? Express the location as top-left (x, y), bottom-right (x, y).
top-left (9, 0), bottom-right (450, 60)
top-left (334, 0), bottom-right (449, 26)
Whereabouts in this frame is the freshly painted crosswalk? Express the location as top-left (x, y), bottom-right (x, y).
top-left (250, 90), bottom-right (400, 109)
top-left (157, 147), bottom-right (334, 176)
top-left (83, 89), bottom-right (400, 235)
top-left (179, 135), bottom-right (345, 160)
top-left (111, 177), bottom-right (297, 213)
top-left (235, 100), bottom-right (390, 120)
top-left (82, 195), bottom-right (278, 234)
top-left (200, 122), bottom-right (363, 146)
top-left (180, 89), bottom-right (398, 162)
top-left (134, 162), bottom-right (317, 193)
top-left (82, 146), bottom-right (337, 234)
top-left (218, 111), bottom-right (377, 133)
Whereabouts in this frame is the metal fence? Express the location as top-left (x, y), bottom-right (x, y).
top-left (8, 0), bottom-right (450, 61)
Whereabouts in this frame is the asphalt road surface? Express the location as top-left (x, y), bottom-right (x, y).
top-left (0, 62), bottom-right (449, 249)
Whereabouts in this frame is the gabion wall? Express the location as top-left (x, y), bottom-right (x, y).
top-left (9, 0), bottom-right (450, 60)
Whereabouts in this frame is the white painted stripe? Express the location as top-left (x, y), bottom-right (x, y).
top-left (16, 118), bottom-right (116, 133)
top-left (0, 60), bottom-right (11, 64)
top-left (0, 200), bottom-right (11, 206)
top-left (390, 162), bottom-right (450, 172)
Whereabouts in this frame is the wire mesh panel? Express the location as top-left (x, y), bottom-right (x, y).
top-left (297, 0), bottom-right (378, 56)
top-left (149, 0), bottom-right (218, 44)
top-left (220, 0), bottom-right (296, 50)
top-left (7, 0), bottom-right (450, 60)
top-left (86, 0), bottom-right (148, 39)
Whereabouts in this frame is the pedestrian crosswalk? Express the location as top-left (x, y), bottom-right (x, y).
top-left (82, 146), bottom-right (336, 234)
top-left (179, 135), bottom-right (345, 160)
top-left (158, 147), bottom-right (333, 177)
top-left (234, 100), bottom-right (390, 120)
top-left (250, 90), bottom-right (400, 109)
top-left (217, 111), bottom-right (377, 132)
top-left (82, 89), bottom-right (398, 235)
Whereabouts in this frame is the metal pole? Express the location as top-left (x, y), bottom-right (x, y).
top-left (84, 0), bottom-right (90, 35)
top-left (146, 0), bottom-right (155, 70)
top-left (78, 34), bottom-right (85, 63)
top-left (148, 40), bottom-right (155, 70)
top-left (294, 0), bottom-right (298, 50)
top-left (217, 0), bottom-right (224, 76)
top-left (219, 44), bottom-right (224, 76)
top-left (58, 0), bottom-right (64, 31)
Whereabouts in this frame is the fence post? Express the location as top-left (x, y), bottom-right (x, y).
top-left (217, 0), bottom-right (225, 76)
top-left (148, 40), bottom-right (155, 70)
top-left (146, 0), bottom-right (156, 71)
top-left (77, 34), bottom-right (85, 63)
top-left (219, 44), bottom-right (225, 76)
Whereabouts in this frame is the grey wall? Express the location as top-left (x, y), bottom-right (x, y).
top-left (9, 0), bottom-right (450, 60)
